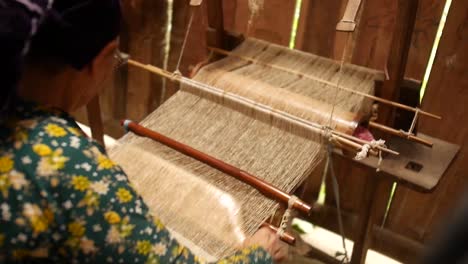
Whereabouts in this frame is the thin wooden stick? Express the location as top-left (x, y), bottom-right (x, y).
top-left (125, 59), bottom-right (399, 156)
top-left (261, 223), bottom-right (296, 245)
top-left (123, 120), bottom-right (313, 215)
top-left (369, 121), bottom-right (433, 147)
top-left (207, 47), bottom-right (441, 120)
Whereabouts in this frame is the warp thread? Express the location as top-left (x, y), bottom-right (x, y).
top-left (112, 38), bottom-right (381, 259)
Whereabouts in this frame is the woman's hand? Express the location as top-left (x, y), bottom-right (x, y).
top-left (243, 227), bottom-right (289, 262)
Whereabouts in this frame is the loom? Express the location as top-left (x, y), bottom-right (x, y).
top-left (86, 0), bottom-right (460, 263)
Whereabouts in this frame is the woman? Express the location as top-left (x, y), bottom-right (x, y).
top-left (0, 0), bottom-right (286, 262)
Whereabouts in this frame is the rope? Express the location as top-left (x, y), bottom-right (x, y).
top-left (324, 145), bottom-right (350, 263)
top-left (400, 107), bottom-right (420, 138)
top-left (327, 33), bottom-right (352, 128)
top-left (276, 195), bottom-right (298, 238)
top-left (354, 139), bottom-right (386, 161)
top-left (174, 7), bottom-right (195, 74)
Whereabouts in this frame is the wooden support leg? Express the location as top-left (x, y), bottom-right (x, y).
top-left (86, 96), bottom-right (105, 147)
top-left (350, 173), bottom-right (379, 264)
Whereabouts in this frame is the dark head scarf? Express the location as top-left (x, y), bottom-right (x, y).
top-left (0, 0), bottom-right (121, 121)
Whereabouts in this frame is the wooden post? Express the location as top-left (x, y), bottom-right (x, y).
top-left (86, 96), bottom-right (105, 147)
top-left (350, 1), bottom-right (419, 263)
top-left (378, 0), bottom-right (420, 127)
top-left (206, 0), bottom-right (226, 49)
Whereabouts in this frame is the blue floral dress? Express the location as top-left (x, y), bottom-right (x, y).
top-left (0, 101), bottom-right (272, 264)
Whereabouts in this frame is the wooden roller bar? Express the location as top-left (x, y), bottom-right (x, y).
top-left (207, 46), bottom-right (442, 120)
top-left (125, 58), bottom-right (400, 156)
top-left (122, 120), bottom-right (313, 215)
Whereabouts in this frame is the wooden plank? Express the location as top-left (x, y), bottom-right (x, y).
top-left (405, 0), bottom-right (445, 80)
top-left (124, 0), bottom-right (167, 121)
top-left (223, 0), bottom-right (296, 46)
top-left (296, 0), bottom-right (346, 57)
top-left (385, 0), bottom-right (468, 243)
top-left (351, 0), bottom-right (397, 70)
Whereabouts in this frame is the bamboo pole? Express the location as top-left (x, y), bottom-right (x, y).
top-left (123, 120), bottom-right (313, 215)
top-left (369, 121), bottom-right (433, 147)
top-left (207, 47), bottom-right (441, 120)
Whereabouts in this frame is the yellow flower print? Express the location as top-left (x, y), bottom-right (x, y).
top-left (0, 156), bottom-right (13, 173)
top-left (13, 129), bottom-right (28, 149)
top-left (136, 240), bottom-right (152, 255)
top-left (68, 127), bottom-right (82, 136)
top-left (36, 149), bottom-right (69, 177)
top-left (105, 226), bottom-right (122, 244)
top-left (65, 237), bottom-right (80, 249)
top-left (153, 242), bottom-right (167, 256)
top-left (43, 208), bottom-right (54, 223)
top-left (50, 177), bottom-right (59, 187)
top-left (45, 124), bottom-right (67, 137)
top-left (72, 176), bottom-right (90, 191)
top-left (228, 255), bottom-right (246, 262)
top-left (194, 255), bottom-right (206, 263)
top-left (172, 245), bottom-right (184, 258)
top-left (80, 238), bottom-right (97, 255)
top-left (104, 211), bottom-right (121, 224)
top-left (81, 191), bottom-right (99, 207)
top-left (33, 144), bottom-right (52, 156)
top-left (30, 216), bottom-right (48, 234)
top-left (97, 155), bottom-right (116, 170)
top-left (119, 218), bottom-right (135, 238)
top-left (241, 247), bottom-right (252, 255)
top-left (50, 149), bottom-right (69, 170)
top-left (116, 188), bottom-right (133, 203)
top-left (153, 218), bottom-right (165, 231)
top-left (68, 221), bottom-right (85, 237)
top-left (0, 174), bottom-right (11, 198)
top-left (9, 170), bottom-right (28, 190)
top-left (22, 203), bottom-right (49, 234)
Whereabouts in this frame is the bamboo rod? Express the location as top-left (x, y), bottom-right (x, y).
top-left (123, 120), bottom-right (313, 215)
top-left (207, 47), bottom-right (441, 120)
top-left (261, 223), bottom-right (296, 245)
top-left (369, 121), bottom-right (433, 147)
top-left (125, 59), bottom-right (399, 156)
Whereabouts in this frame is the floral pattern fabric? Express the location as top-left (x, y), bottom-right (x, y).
top-left (0, 101), bottom-right (272, 264)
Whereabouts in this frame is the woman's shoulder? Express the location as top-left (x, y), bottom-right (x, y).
top-left (5, 106), bottom-right (108, 166)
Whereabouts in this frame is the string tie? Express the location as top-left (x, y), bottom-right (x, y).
top-left (276, 195), bottom-right (298, 238)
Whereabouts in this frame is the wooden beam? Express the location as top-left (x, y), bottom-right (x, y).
top-left (378, 0), bottom-right (420, 127)
top-left (206, 0), bottom-right (226, 49)
top-left (86, 96), bottom-right (105, 147)
top-left (385, 0), bottom-right (468, 245)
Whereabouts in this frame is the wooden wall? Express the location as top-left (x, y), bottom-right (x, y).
top-left (385, 0), bottom-right (468, 247)
top-left (76, 0), bottom-right (466, 262)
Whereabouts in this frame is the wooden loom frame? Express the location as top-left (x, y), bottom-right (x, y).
top-left (192, 0), bottom-right (458, 263)
top-left (85, 0), bottom-right (459, 263)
